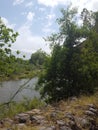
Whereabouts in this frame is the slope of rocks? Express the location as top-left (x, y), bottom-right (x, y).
top-left (0, 97), bottom-right (98, 130)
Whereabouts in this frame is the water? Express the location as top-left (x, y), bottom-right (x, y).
top-left (0, 78), bottom-right (40, 103)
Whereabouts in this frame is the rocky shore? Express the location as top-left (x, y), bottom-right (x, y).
top-left (0, 98), bottom-right (98, 130)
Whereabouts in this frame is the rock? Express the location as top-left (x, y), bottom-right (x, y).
top-left (89, 125), bottom-right (98, 130)
top-left (88, 104), bottom-right (96, 109)
top-left (80, 118), bottom-right (90, 128)
top-left (69, 121), bottom-right (81, 130)
top-left (14, 113), bottom-right (30, 123)
top-left (26, 109), bottom-right (41, 115)
top-left (40, 126), bottom-right (56, 130)
top-left (0, 120), bottom-right (4, 128)
top-left (60, 126), bottom-right (72, 130)
top-left (3, 118), bottom-right (14, 128)
top-left (50, 112), bottom-right (57, 119)
top-left (89, 108), bottom-right (98, 114)
top-left (65, 112), bottom-right (75, 121)
top-left (70, 97), bottom-right (78, 102)
top-left (30, 115), bottom-right (45, 124)
top-left (85, 110), bottom-right (96, 117)
top-left (16, 123), bottom-right (26, 129)
top-left (57, 120), bottom-right (65, 126)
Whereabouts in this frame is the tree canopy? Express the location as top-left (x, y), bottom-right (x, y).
top-left (37, 7), bottom-right (98, 102)
top-left (30, 49), bottom-right (47, 66)
top-left (0, 18), bottom-right (18, 77)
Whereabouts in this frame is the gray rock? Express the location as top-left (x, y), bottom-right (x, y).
top-left (50, 112), bottom-right (57, 118)
top-left (85, 110), bottom-right (96, 117)
top-left (14, 113), bottom-right (30, 123)
top-left (65, 112), bottom-right (75, 121)
top-left (30, 115), bottom-right (45, 124)
top-left (57, 120), bottom-right (65, 126)
top-left (69, 121), bottom-right (81, 130)
top-left (60, 126), bottom-right (72, 130)
top-left (40, 126), bottom-right (56, 130)
top-left (88, 104), bottom-right (96, 109)
top-left (80, 118), bottom-right (90, 128)
top-left (89, 108), bottom-right (98, 114)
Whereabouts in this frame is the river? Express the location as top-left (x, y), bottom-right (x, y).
top-left (0, 78), bottom-right (40, 103)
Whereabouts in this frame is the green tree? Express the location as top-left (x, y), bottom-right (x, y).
top-left (37, 7), bottom-right (98, 102)
top-left (30, 49), bottom-right (47, 66)
top-left (0, 18), bottom-right (18, 78)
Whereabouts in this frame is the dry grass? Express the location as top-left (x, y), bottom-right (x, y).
top-left (1, 91), bottom-right (98, 130)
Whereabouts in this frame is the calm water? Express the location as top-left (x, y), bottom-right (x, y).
top-left (0, 78), bottom-right (40, 103)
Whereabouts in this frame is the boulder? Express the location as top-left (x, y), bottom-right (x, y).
top-left (14, 113), bottom-right (30, 123)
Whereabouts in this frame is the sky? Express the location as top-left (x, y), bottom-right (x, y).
top-left (0, 0), bottom-right (98, 59)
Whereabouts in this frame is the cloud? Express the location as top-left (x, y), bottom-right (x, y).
top-left (27, 12), bottom-right (35, 22)
top-left (46, 14), bottom-right (55, 20)
top-left (38, 0), bottom-right (68, 7)
top-left (37, 0), bottom-right (98, 11)
top-left (39, 7), bottom-right (46, 12)
top-left (42, 12), bottom-right (56, 34)
top-left (13, 0), bottom-right (24, 5)
top-left (25, 1), bottom-right (33, 8)
top-left (12, 23), bottom-right (50, 58)
top-left (1, 17), bottom-right (16, 29)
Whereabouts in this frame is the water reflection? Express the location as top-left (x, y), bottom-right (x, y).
top-left (0, 78), bottom-right (39, 103)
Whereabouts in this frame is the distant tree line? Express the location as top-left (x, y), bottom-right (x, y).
top-left (37, 7), bottom-right (98, 102)
top-left (0, 18), bottom-right (46, 80)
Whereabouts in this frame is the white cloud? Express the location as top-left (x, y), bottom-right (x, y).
top-left (42, 13), bottom-right (56, 34)
top-left (25, 1), bottom-right (33, 8)
top-left (38, 0), bottom-right (68, 7)
top-left (46, 14), bottom-right (55, 20)
top-left (39, 7), bottom-right (46, 12)
top-left (13, 0), bottom-right (24, 5)
top-left (37, 0), bottom-right (98, 11)
top-left (70, 0), bottom-right (98, 12)
top-left (27, 12), bottom-right (35, 22)
top-left (12, 24), bottom-right (50, 58)
top-left (1, 17), bottom-right (16, 29)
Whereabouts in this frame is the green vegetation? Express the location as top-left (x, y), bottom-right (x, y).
top-left (30, 49), bottom-right (47, 67)
top-left (37, 7), bottom-right (98, 102)
top-left (0, 18), bottom-right (47, 81)
top-left (0, 97), bottom-right (45, 118)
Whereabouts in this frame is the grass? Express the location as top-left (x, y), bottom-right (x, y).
top-left (0, 91), bottom-right (98, 130)
top-left (0, 97), bottom-right (45, 119)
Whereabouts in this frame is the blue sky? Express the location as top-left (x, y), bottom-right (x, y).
top-left (0, 0), bottom-right (98, 58)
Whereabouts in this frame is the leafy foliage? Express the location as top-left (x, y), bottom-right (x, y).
top-left (0, 18), bottom-right (39, 81)
top-left (37, 7), bottom-right (98, 102)
top-left (30, 49), bottom-right (47, 66)
top-left (0, 18), bottom-right (18, 78)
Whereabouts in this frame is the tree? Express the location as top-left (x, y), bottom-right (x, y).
top-left (0, 18), bottom-right (18, 77)
top-left (30, 49), bottom-right (47, 66)
top-left (37, 7), bottom-right (98, 102)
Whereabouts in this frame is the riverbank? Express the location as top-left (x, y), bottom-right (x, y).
top-left (0, 69), bottom-right (41, 82)
top-left (0, 91), bottom-right (98, 130)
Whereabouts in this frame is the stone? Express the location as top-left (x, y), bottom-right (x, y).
top-left (69, 121), bottom-right (81, 130)
top-left (85, 110), bottom-right (96, 117)
top-left (26, 109), bottom-right (41, 115)
top-left (89, 108), bottom-right (98, 114)
top-left (57, 120), bottom-right (65, 126)
top-left (80, 118), bottom-right (90, 128)
top-left (60, 126), bottom-right (72, 130)
top-left (40, 126), bottom-right (56, 130)
top-left (88, 104), bottom-right (96, 109)
top-left (16, 123), bottom-right (26, 129)
top-left (0, 120), bottom-right (4, 128)
top-left (14, 113), bottom-right (30, 123)
top-left (50, 112), bottom-right (57, 118)
top-left (30, 115), bottom-right (45, 124)
top-left (65, 112), bottom-right (75, 121)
